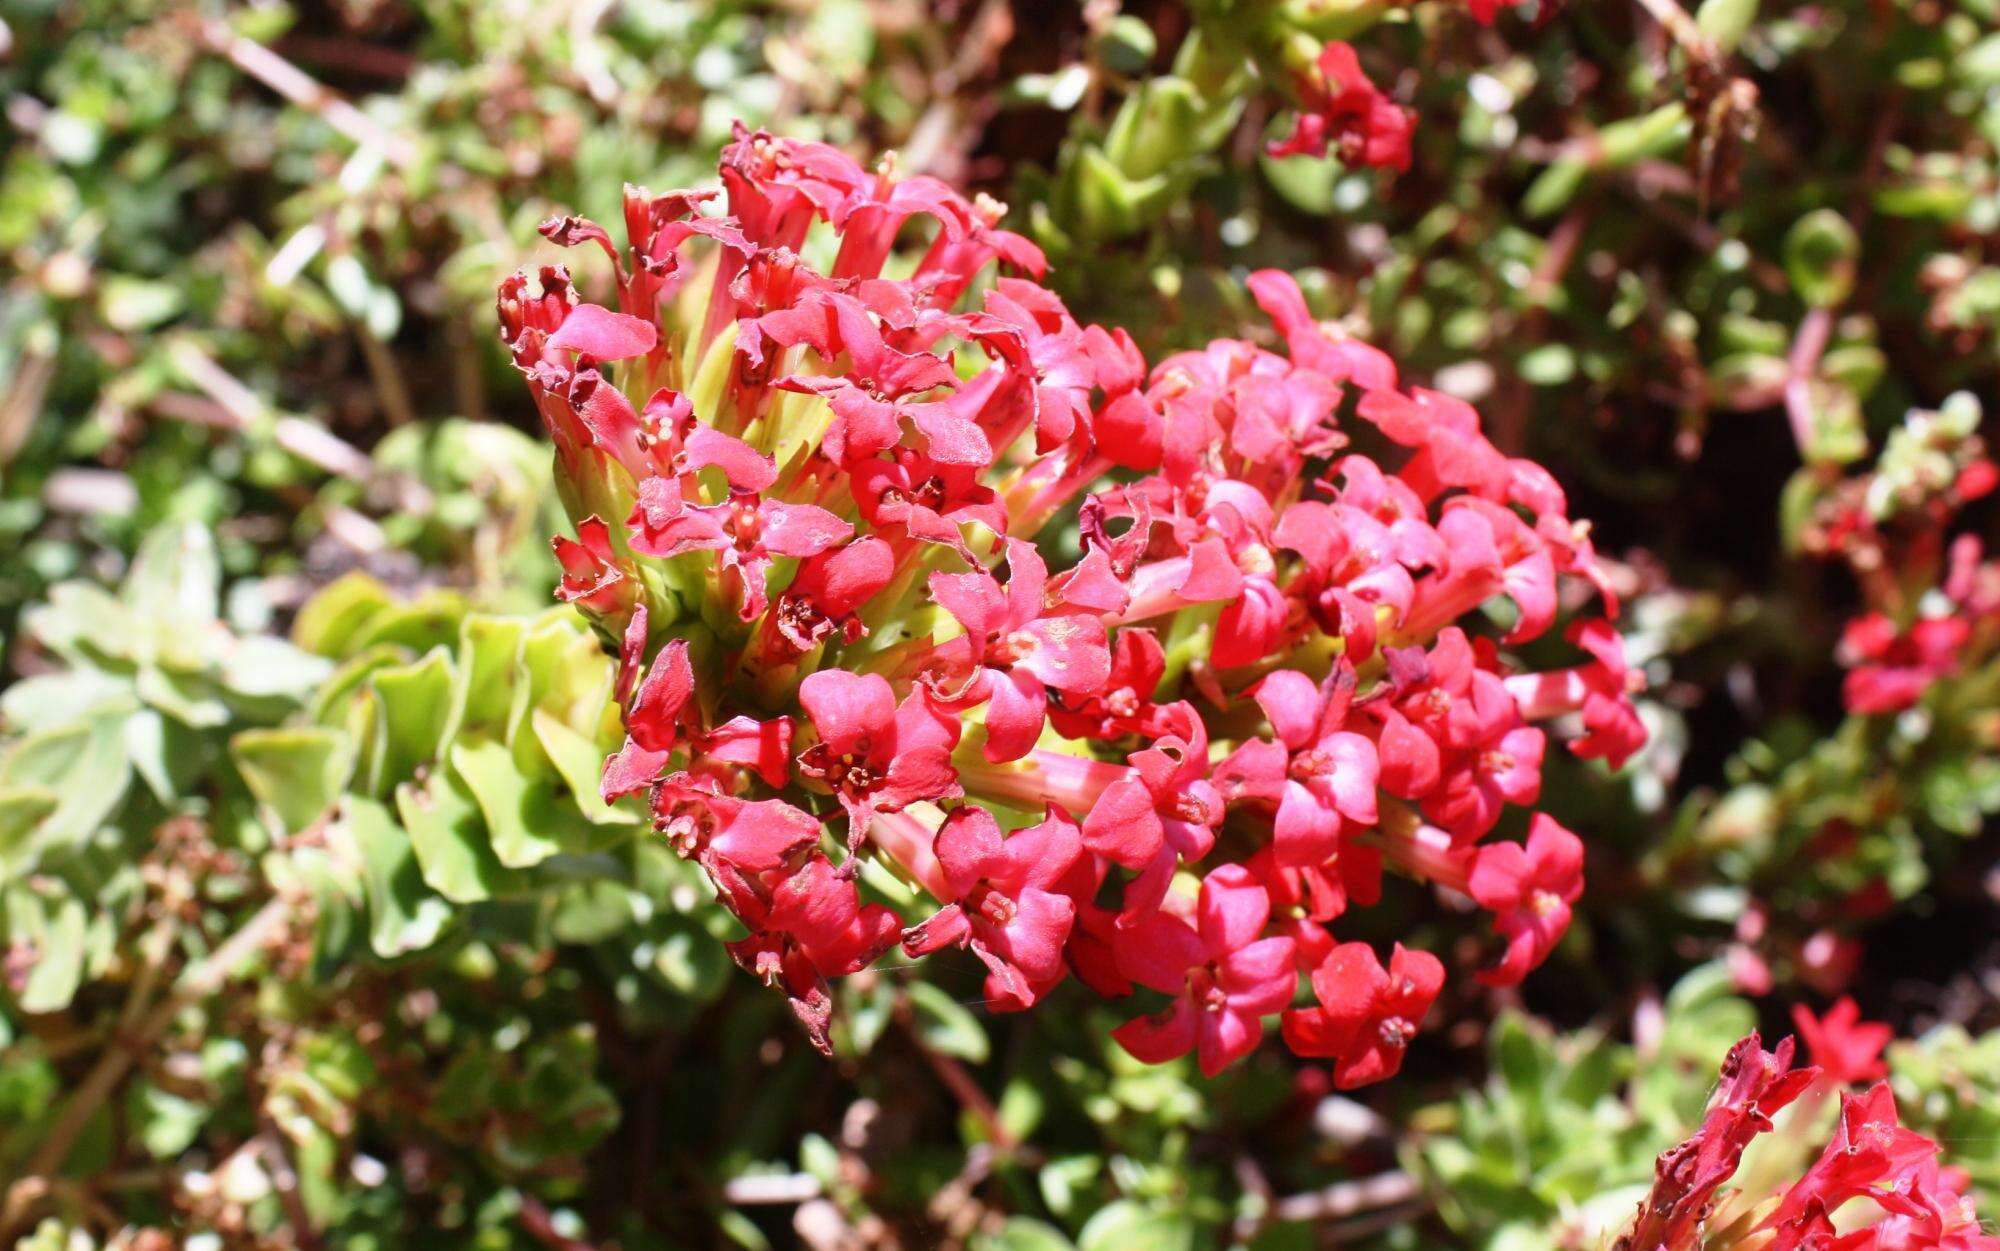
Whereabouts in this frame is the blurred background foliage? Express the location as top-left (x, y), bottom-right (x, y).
top-left (3, 0), bottom-right (2000, 1247)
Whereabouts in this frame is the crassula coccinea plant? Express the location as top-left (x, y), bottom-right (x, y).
top-left (1616, 1024), bottom-right (2000, 1251)
top-left (497, 125), bottom-right (1644, 1080)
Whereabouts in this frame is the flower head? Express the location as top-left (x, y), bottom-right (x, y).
top-left (507, 127), bottom-right (1637, 1068)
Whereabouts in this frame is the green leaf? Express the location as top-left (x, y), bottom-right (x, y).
top-left (119, 709), bottom-right (206, 807)
top-left (23, 583), bottom-right (132, 664)
top-left (232, 727), bottom-right (353, 834)
top-left (1598, 104), bottom-right (1690, 168)
top-left (0, 716), bottom-right (131, 867)
top-left (446, 616), bottom-right (528, 745)
top-left (1522, 160), bottom-right (1588, 219)
top-left (99, 276), bottom-right (184, 332)
top-left (134, 663), bottom-right (230, 728)
top-left (340, 795), bottom-right (450, 958)
top-left (975, 1218), bottom-right (1076, 1251)
top-left (906, 981), bottom-right (991, 1065)
top-left (122, 522), bottom-right (221, 648)
top-left (1492, 1013), bottom-right (1552, 1102)
top-left (347, 592), bottom-right (466, 656)
top-left (448, 738), bottom-right (592, 869)
top-left (0, 670), bottom-right (135, 735)
top-left (0, 789), bottom-right (60, 873)
top-left (1096, 15), bottom-right (1157, 75)
top-left (1694, 0), bottom-right (1758, 54)
top-left (222, 636), bottom-right (333, 703)
top-left (131, 1082), bottom-right (207, 1159)
top-left (395, 772), bottom-right (527, 903)
top-left (292, 573), bottom-right (395, 659)
top-left (8, 890), bottom-right (89, 1013)
top-left (510, 617), bottom-right (613, 776)
top-left (1784, 209), bottom-right (1860, 308)
top-left (532, 709), bottom-right (638, 827)
top-left (1076, 1201), bottom-right (1196, 1251)
top-left (366, 648), bottom-right (455, 794)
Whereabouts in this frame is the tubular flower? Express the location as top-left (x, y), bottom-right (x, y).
top-left (1615, 1032), bottom-right (2000, 1251)
top-left (1615, 1033), bottom-right (1820, 1251)
top-left (505, 129), bottom-right (1641, 1074)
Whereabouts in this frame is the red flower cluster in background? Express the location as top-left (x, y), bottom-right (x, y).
top-left (501, 127), bottom-right (1643, 1080)
top-left (1269, 42), bottom-right (1415, 173)
top-left (1618, 1022), bottom-right (1998, 1251)
top-left (1799, 400), bottom-right (2000, 718)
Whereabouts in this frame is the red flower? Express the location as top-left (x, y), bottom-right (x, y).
top-left (852, 449), bottom-right (1007, 560)
top-left (1792, 998), bottom-right (1893, 1086)
top-left (630, 478), bottom-right (852, 620)
top-left (1765, 1084), bottom-right (1941, 1243)
top-left (769, 536), bottom-right (896, 655)
top-left (653, 779), bottom-right (820, 876)
top-left (600, 636), bottom-right (797, 800)
top-left (1109, 865), bottom-right (1297, 1077)
top-left (1047, 626), bottom-right (1169, 741)
top-left (902, 806), bottom-right (1082, 1010)
top-left (1246, 270), bottom-right (1397, 391)
top-left (1466, 814), bottom-right (1583, 986)
top-left (1268, 42), bottom-right (1415, 174)
top-left (552, 515), bottom-right (637, 621)
top-left (1246, 845), bottom-right (1379, 971)
top-left (1839, 612), bottom-right (1969, 715)
top-left (796, 670), bottom-right (961, 857)
top-left (726, 853), bottom-right (902, 1055)
top-left (1281, 942), bottom-right (1443, 1089)
top-left (510, 128), bottom-right (1640, 1062)
top-left (928, 539), bottom-right (1113, 761)
top-left (1620, 1033), bottom-right (1820, 1251)
top-left (1220, 668), bottom-right (1381, 869)
top-left (1081, 703), bottom-right (1225, 920)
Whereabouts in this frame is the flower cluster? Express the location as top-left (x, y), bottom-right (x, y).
top-left (1799, 394), bottom-right (2000, 717)
top-left (1269, 41), bottom-right (1415, 173)
top-left (501, 127), bottom-right (1642, 1079)
top-left (1617, 1025), bottom-right (1999, 1251)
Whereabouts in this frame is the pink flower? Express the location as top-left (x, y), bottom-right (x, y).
top-left (630, 479), bottom-right (852, 621)
top-left (796, 670), bottom-right (961, 857)
top-left (1220, 668), bottom-right (1381, 868)
top-left (1081, 703), bottom-right (1225, 920)
top-left (653, 779), bottom-right (820, 876)
top-left (1110, 865), bottom-right (1297, 1077)
top-left (509, 128), bottom-right (1639, 1063)
top-left (552, 515), bottom-right (637, 621)
top-left (1246, 845), bottom-right (1379, 971)
top-left (1840, 613), bottom-right (1969, 715)
top-left (1047, 626), bottom-right (1169, 741)
top-left (601, 637), bottom-right (796, 799)
top-left (902, 806), bottom-right (1082, 1010)
top-left (1506, 618), bottom-right (1647, 768)
top-left (852, 449), bottom-right (1006, 560)
top-left (928, 539), bottom-right (1112, 761)
top-left (1281, 942), bottom-right (1443, 1089)
top-left (768, 536), bottom-right (896, 656)
top-left (726, 853), bottom-right (902, 1055)
top-left (1467, 814), bottom-right (1583, 986)
top-left (1245, 270), bottom-right (1397, 391)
